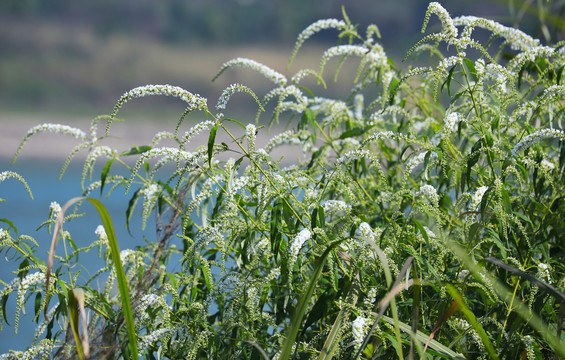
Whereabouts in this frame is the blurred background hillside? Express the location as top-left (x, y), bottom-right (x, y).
top-left (1, 0), bottom-right (564, 117)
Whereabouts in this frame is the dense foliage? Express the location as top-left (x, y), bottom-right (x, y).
top-left (2, 2), bottom-right (565, 359)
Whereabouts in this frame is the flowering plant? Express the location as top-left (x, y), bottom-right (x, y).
top-left (2, 3), bottom-right (565, 359)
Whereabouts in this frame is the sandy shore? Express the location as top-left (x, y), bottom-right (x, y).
top-left (1, 112), bottom-right (176, 162)
top-left (1, 114), bottom-right (170, 167)
top-left (1, 111), bottom-right (304, 165)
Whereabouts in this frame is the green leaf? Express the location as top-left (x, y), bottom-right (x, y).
top-left (1, 294), bottom-right (9, 326)
top-left (125, 188), bottom-right (142, 235)
top-left (463, 58), bottom-right (478, 82)
top-left (208, 123), bottom-right (218, 167)
top-left (441, 65), bottom-right (457, 97)
top-left (311, 207), bottom-right (318, 229)
top-left (17, 258), bottom-right (30, 280)
top-left (67, 289), bottom-right (87, 360)
top-left (339, 127), bottom-right (365, 139)
top-left (120, 145), bottom-right (151, 156)
top-left (388, 77), bottom-right (400, 105)
top-left (308, 146), bottom-right (325, 169)
top-left (34, 292), bottom-right (42, 323)
top-left (100, 158), bottom-right (115, 196)
top-left (223, 118), bottom-right (246, 129)
top-left (300, 108), bottom-right (315, 131)
top-left (557, 65), bottom-right (564, 85)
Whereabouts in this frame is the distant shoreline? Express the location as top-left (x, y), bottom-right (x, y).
top-left (1, 112), bottom-right (303, 165)
top-left (1, 112), bottom-right (202, 162)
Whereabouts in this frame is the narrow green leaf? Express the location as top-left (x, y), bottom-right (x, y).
top-left (223, 118), bottom-right (246, 129)
top-left (557, 65), bottom-right (564, 85)
top-left (300, 108), bottom-right (315, 131)
top-left (339, 127), bottom-right (365, 139)
top-left (100, 158), bottom-right (115, 196)
top-left (125, 188), bottom-right (142, 235)
top-left (485, 257), bottom-right (565, 302)
top-left (1, 294), bottom-right (10, 326)
top-left (441, 65), bottom-right (457, 97)
top-left (67, 289), bottom-right (85, 360)
top-left (120, 145), bottom-right (151, 156)
top-left (17, 258), bottom-right (30, 280)
top-left (208, 123), bottom-right (218, 167)
top-left (34, 292), bottom-right (42, 323)
top-left (463, 58), bottom-right (478, 82)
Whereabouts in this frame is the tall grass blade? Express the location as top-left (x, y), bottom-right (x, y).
top-left (353, 256), bottom-right (414, 360)
top-left (45, 197), bottom-right (139, 360)
top-left (445, 284), bottom-right (498, 360)
top-left (67, 288), bottom-right (89, 359)
top-left (448, 242), bottom-right (565, 357)
top-left (244, 340), bottom-right (270, 360)
top-left (380, 315), bottom-right (466, 360)
top-left (278, 239), bottom-right (344, 360)
top-left (317, 270), bottom-right (360, 360)
top-left (423, 300), bottom-right (459, 353)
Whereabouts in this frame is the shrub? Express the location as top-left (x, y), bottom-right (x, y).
top-left (2, 2), bottom-right (565, 359)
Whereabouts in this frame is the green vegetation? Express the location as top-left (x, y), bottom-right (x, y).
top-left (2, 2), bottom-right (565, 359)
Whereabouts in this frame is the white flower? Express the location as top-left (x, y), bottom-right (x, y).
top-left (511, 129), bottom-right (565, 157)
top-left (352, 316), bottom-right (369, 348)
top-left (405, 151), bottom-right (438, 174)
top-left (319, 45), bottom-right (388, 76)
top-left (522, 335), bottom-right (536, 360)
top-left (337, 149), bottom-right (372, 165)
top-left (246, 123), bottom-right (256, 152)
top-left (442, 112), bottom-right (462, 138)
top-left (49, 202), bottom-right (62, 218)
top-left (458, 269), bottom-right (470, 282)
top-left (216, 83), bottom-right (258, 110)
top-left (453, 16), bottom-right (540, 51)
top-left (470, 186), bottom-right (488, 211)
top-left (321, 200), bottom-right (351, 216)
top-left (289, 229), bottom-right (312, 269)
top-left (26, 123), bottom-right (89, 140)
top-left (142, 183), bottom-right (160, 200)
top-left (265, 130), bottom-right (302, 153)
top-left (138, 328), bottom-right (172, 353)
top-left (356, 222), bottom-right (376, 243)
top-left (95, 225), bottom-right (107, 241)
top-left (0, 228), bottom-right (8, 240)
top-left (540, 159), bottom-right (555, 172)
top-left (289, 18), bottom-right (348, 64)
top-left (295, 19), bottom-right (347, 47)
top-left (216, 58), bottom-right (287, 86)
top-left (417, 185), bottom-right (439, 205)
top-left (120, 249), bottom-right (137, 264)
top-left (354, 94), bottom-right (364, 121)
top-left (424, 2), bottom-right (458, 43)
top-left (181, 120), bottom-right (215, 145)
top-left (113, 84), bottom-right (207, 117)
top-left (537, 263), bottom-right (551, 284)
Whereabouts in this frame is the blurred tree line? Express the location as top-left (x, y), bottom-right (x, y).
top-left (1, 0), bottom-right (563, 45)
top-left (0, 0), bottom-right (563, 113)
top-left (0, 0), bottom-right (426, 45)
